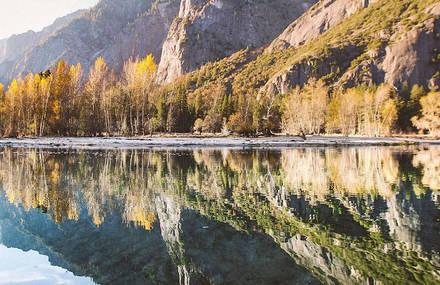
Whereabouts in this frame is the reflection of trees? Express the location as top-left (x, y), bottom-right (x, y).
top-left (281, 149), bottom-right (329, 199)
top-left (0, 149), bottom-right (158, 229)
top-left (280, 148), bottom-right (399, 199)
top-left (326, 148), bottom-right (398, 197)
top-left (0, 149), bottom-right (80, 223)
top-left (413, 148), bottom-right (440, 192)
top-left (1, 146), bottom-right (438, 229)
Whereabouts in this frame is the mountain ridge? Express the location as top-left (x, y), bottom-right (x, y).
top-left (0, 0), bottom-right (180, 85)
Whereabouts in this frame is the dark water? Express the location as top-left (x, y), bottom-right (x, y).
top-left (0, 146), bottom-right (439, 285)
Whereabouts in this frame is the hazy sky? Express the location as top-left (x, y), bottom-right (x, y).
top-left (0, 0), bottom-right (99, 39)
top-left (0, 245), bottom-right (95, 284)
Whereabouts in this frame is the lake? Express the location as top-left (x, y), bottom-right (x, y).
top-left (0, 146), bottom-right (439, 284)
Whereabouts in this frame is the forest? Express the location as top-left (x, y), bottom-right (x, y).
top-left (0, 55), bottom-right (438, 138)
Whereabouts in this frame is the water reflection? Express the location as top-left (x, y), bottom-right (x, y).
top-left (0, 146), bottom-right (439, 284)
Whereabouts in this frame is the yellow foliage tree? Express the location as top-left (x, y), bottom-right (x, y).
top-left (411, 91), bottom-right (440, 136)
top-left (122, 54), bottom-right (157, 135)
top-left (81, 57), bottom-right (112, 135)
top-left (282, 79), bottom-right (329, 135)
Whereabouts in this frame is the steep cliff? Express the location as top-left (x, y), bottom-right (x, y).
top-left (156, 0), bottom-right (318, 83)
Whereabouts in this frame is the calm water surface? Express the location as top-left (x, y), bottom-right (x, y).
top-left (0, 146), bottom-right (439, 285)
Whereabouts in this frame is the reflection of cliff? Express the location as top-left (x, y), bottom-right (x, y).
top-left (382, 186), bottom-right (440, 253)
top-left (155, 194), bottom-right (193, 285)
top-left (176, 147), bottom-right (440, 284)
top-left (0, 194), bottom-right (178, 285)
top-left (0, 187), bottom-right (320, 285)
top-left (280, 235), bottom-right (369, 285)
top-left (0, 147), bottom-right (439, 284)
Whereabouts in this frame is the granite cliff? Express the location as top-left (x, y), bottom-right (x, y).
top-left (156, 0), bottom-right (318, 83)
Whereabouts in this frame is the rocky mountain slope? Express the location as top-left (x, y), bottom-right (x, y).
top-left (267, 0), bottom-right (379, 52)
top-left (259, 0), bottom-right (440, 96)
top-left (0, 10), bottom-right (85, 84)
top-left (175, 0), bottom-right (439, 101)
top-left (156, 0), bottom-right (318, 83)
top-left (0, 0), bottom-right (180, 84)
top-left (0, 9), bottom-right (84, 63)
top-left (150, 0), bottom-right (439, 125)
top-left (0, 0), bottom-right (320, 86)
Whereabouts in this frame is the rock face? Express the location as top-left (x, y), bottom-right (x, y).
top-left (156, 0), bottom-right (318, 83)
top-left (101, 0), bottom-right (180, 72)
top-left (267, 0), bottom-right (378, 52)
top-left (261, 2), bottom-right (440, 97)
top-left (0, 0), bottom-right (180, 85)
top-left (380, 17), bottom-right (440, 89)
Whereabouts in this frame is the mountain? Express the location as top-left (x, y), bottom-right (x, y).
top-left (0, 0), bottom-right (319, 86)
top-left (259, 0), bottom-right (440, 96)
top-left (0, 0), bottom-right (180, 85)
top-left (175, 0), bottom-right (440, 100)
top-left (0, 10), bottom-right (85, 84)
top-left (267, 0), bottom-right (379, 52)
top-left (0, 9), bottom-right (85, 63)
top-left (1, 0), bottom-right (438, 93)
top-left (156, 0), bottom-right (318, 83)
top-left (146, 0), bottom-right (440, 106)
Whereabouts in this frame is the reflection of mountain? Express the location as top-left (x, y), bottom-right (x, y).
top-left (0, 194), bottom-right (178, 284)
top-left (0, 192), bottom-right (319, 285)
top-left (155, 194), bottom-right (319, 285)
top-left (0, 147), bottom-right (439, 284)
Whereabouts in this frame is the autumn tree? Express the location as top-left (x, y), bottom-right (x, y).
top-left (255, 90), bottom-right (282, 135)
top-left (49, 61), bottom-right (71, 134)
top-left (282, 79), bottom-right (329, 136)
top-left (37, 73), bottom-right (53, 136)
top-left (0, 83), bottom-right (4, 134)
top-left (67, 63), bottom-right (83, 134)
top-left (327, 84), bottom-right (397, 136)
top-left (80, 57), bottom-right (112, 136)
top-left (3, 79), bottom-right (22, 136)
top-left (228, 93), bottom-right (255, 136)
top-left (361, 84), bottom-right (397, 136)
top-left (411, 91), bottom-right (440, 136)
top-left (121, 55), bottom-right (157, 135)
top-left (327, 88), bottom-right (363, 135)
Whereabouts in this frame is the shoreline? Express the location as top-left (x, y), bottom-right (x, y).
top-left (0, 135), bottom-right (439, 150)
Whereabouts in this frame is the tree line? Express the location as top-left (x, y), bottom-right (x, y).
top-left (0, 56), bottom-right (438, 137)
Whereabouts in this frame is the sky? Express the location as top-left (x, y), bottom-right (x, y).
top-left (0, 0), bottom-right (99, 39)
top-left (0, 245), bottom-right (95, 284)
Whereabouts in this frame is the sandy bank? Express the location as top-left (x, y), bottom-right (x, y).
top-left (0, 136), bottom-right (439, 150)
